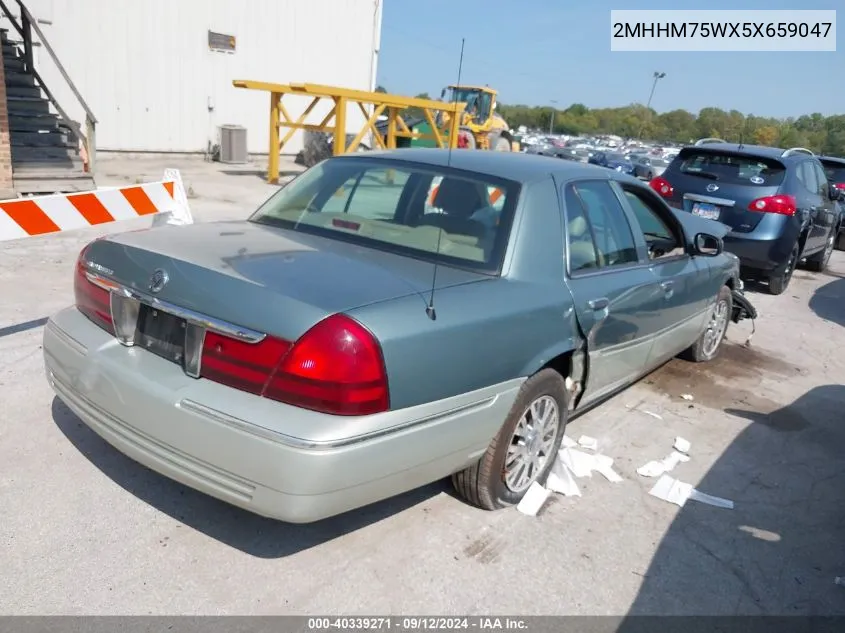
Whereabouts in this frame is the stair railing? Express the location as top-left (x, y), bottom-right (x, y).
top-left (0, 0), bottom-right (97, 173)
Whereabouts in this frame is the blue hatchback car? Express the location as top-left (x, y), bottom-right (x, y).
top-left (651, 139), bottom-right (843, 295)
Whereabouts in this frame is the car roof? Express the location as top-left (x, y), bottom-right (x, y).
top-left (679, 142), bottom-right (818, 162)
top-left (343, 148), bottom-right (630, 184)
top-left (819, 155), bottom-right (845, 166)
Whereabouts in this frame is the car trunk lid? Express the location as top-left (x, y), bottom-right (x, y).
top-left (660, 147), bottom-right (786, 233)
top-left (83, 220), bottom-right (488, 341)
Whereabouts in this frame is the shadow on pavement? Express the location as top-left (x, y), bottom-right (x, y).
top-left (220, 169), bottom-right (300, 181)
top-left (809, 277), bottom-right (845, 327)
top-left (51, 397), bottom-right (446, 559)
top-left (0, 316), bottom-right (48, 338)
top-left (618, 385), bottom-right (845, 619)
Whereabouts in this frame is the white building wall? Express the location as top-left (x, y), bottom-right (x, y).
top-left (13, 0), bottom-right (381, 153)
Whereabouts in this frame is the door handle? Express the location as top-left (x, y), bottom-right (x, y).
top-left (588, 297), bottom-right (609, 311)
top-left (660, 281), bottom-right (674, 292)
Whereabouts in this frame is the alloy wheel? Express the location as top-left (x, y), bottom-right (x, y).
top-left (504, 395), bottom-right (560, 494)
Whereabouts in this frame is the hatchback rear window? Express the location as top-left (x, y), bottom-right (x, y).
top-left (675, 150), bottom-right (786, 187)
top-left (821, 161), bottom-right (845, 184)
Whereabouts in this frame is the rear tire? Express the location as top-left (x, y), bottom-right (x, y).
top-left (681, 285), bottom-right (732, 362)
top-left (452, 369), bottom-right (568, 511)
top-left (805, 233), bottom-right (835, 272)
top-left (768, 242), bottom-right (800, 295)
top-left (458, 128), bottom-right (477, 150)
top-left (490, 135), bottom-right (511, 151)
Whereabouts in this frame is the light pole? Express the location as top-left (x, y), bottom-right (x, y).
top-left (640, 71), bottom-right (665, 140)
top-left (549, 100), bottom-right (558, 135)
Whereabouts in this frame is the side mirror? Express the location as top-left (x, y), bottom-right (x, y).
top-left (440, 88), bottom-right (447, 99)
top-left (694, 232), bottom-right (723, 257)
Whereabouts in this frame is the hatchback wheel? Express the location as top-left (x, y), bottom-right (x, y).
top-left (681, 285), bottom-right (732, 362)
top-left (805, 234), bottom-right (835, 272)
top-left (768, 242), bottom-right (800, 295)
top-left (452, 369), bottom-right (568, 510)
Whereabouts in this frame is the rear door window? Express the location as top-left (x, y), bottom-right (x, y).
top-left (811, 162), bottom-right (831, 198)
top-left (676, 150), bottom-right (786, 187)
top-left (570, 181), bottom-right (640, 268)
top-left (797, 161), bottom-right (819, 195)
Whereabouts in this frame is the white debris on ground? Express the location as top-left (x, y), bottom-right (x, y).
top-left (637, 436), bottom-right (691, 478)
top-left (516, 481), bottom-right (551, 516)
top-left (648, 474), bottom-right (734, 509)
top-left (680, 393), bottom-right (694, 401)
top-left (519, 432), bottom-right (732, 518)
top-left (517, 434), bottom-right (623, 516)
top-left (577, 435), bottom-right (598, 451)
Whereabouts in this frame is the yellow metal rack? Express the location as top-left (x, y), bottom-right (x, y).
top-left (232, 81), bottom-right (466, 184)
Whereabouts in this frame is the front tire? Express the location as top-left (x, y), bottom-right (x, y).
top-left (681, 285), bottom-right (732, 362)
top-left (768, 241), bottom-right (800, 295)
top-left (452, 369), bottom-right (568, 510)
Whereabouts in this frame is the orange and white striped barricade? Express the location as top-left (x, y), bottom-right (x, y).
top-left (0, 169), bottom-right (193, 243)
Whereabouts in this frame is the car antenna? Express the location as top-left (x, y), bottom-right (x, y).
top-left (425, 37), bottom-right (465, 321)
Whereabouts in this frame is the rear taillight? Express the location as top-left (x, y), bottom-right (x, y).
top-left (74, 253), bottom-right (114, 334)
top-left (200, 314), bottom-right (389, 416)
top-left (834, 183), bottom-right (845, 190)
top-left (649, 177), bottom-right (674, 198)
top-left (748, 194), bottom-right (796, 216)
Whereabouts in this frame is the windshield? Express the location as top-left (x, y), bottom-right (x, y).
top-left (249, 157), bottom-right (520, 274)
top-left (606, 153), bottom-right (630, 162)
top-left (676, 149), bottom-right (786, 186)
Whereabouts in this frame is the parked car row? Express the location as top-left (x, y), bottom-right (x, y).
top-left (43, 149), bottom-right (757, 523)
top-left (645, 139), bottom-right (844, 294)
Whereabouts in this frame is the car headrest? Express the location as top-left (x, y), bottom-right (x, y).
top-left (569, 216), bottom-right (588, 238)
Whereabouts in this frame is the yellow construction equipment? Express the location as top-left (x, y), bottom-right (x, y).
top-left (439, 85), bottom-right (517, 151)
top-left (232, 80), bottom-right (467, 184)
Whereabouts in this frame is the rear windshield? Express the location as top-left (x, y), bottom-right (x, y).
top-left (821, 161), bottom-right (845, 184)
top-left (249, 157), bottom-right (520, 274)
top-left (675, 149), bottom-right (786, 187)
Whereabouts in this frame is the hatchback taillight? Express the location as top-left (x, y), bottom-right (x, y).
top-left (74, 251), bottom-right (114, 334)
top-left (200, 314), bottom-right (389, 416)
top-left (748, 194), bottom-right (796, 216)
top-left (649, 176), bottom-right (674, 198)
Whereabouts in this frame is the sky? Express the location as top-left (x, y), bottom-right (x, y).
top-left (375, 0), bottom-right (844, 119)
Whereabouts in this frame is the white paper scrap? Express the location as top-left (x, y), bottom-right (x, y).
top-left (649, 475), bottom-right (734, 510)
top-left (681, 394), bottom-right (694, 401)
top-left (546, 459), bottom-right (581, 497)
top-left (637, 460), bottom-right (667, 478)
top-left (559, 448), bottom-right (594, 478)
top-left (689, 489), bottom-right (734, 509)
top-left (649, 475), bottom-right (693, 507)
top-left (577, 435), bottom-right (598, 451)
top-left (561, 435), bottom-right (577, 449)
top-left (517, 482), bottom-right (551, 516)
top-left (637, 451), bottom-right (691, 478)
top-left (594, 460), bottom-right (624, 483)
top-left (674, 437), bottom-right (691, 454)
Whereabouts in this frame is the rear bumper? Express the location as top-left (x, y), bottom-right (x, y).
top-left (723, 233), bottom-right (793, 273)
top-left (43, 307), bottom-right (520, 523)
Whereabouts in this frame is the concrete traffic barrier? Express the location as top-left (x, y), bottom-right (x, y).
top-left (0, 169), bottom-right (193, 243)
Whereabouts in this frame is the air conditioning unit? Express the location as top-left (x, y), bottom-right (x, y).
top-left (219, 125), bottom-right (247, 163)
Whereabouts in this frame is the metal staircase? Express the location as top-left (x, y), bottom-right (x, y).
top-left (0, 0), bottom-right (96, 195)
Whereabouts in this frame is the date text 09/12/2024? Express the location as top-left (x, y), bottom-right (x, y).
top-left (307, 617), bottom-right (528, 631)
